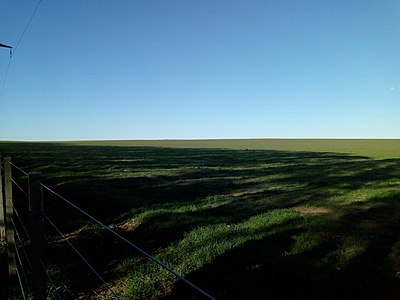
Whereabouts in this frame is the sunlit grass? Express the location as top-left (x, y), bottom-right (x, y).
top-left (61, 139), bottom-right (400, 159)
top-left (123, 209), bottom-right (299, 299)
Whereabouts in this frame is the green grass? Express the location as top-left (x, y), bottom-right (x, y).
top-left (61, 138), bottom-right (400, 159)
top-left (0, 139), bottom-right (399, 299)
top-left (123, 209), bottom-right (299, 299)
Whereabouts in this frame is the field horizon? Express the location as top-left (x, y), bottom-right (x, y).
top-left (2, 138), bottom-right (398, 159)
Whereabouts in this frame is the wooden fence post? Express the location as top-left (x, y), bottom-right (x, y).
top-left (4, 157), bottom-right (16, 294)
top-left (29, 171), bottom-right (46, 300)
top-left (0, 154), bottom-right (5, 239)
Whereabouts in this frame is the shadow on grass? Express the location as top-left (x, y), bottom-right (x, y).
top-left (165, 194), bottom-right (400, 300)
top-left (165, 231), bottom-right (399, 300)
top-left (0, 142), bottom-right (399, 299)
top-left (163, 228), bottom-right (339, 300)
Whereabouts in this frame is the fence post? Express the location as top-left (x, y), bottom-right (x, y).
top-left (4, 157), bottom-right (16, 295)
top-left (29, 171), bottom-right (46, 300)
top-left (0, 154), bottom-right (5, 239)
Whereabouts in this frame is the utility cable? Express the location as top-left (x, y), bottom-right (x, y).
top-left (0, 0), bottom-right (43, 103)
top-left (0, 55), bottom-right (12, 102)
top-left (44, 214), bottom-right (121, 299)
top-left (40, 182), bottom-right (216, 300)
top-left (13, 0), bottom-right (43, 54)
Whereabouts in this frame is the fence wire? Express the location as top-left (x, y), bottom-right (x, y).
top-left (11, 220), bottom-right (29, 300)
top-left (13, 239), bottom-right (30, 294)
top-left (2, 160), bottom-right (216, 300)
top-left (40, 182), bottom-right (216, 300)
top-left (39, 258), bottom-right (64, 300)
top-left (14, 255), bottom-right (28, 300)
top-left (12, 205), bottom-right (31, 241)
top-left (9, 161), bottom-right (29, 176)
top-left (13, 207), bottom-right (32, 270)
top-left (11, 178), bottom-right (30, 200)
top-left (44, 214), bottom-right (120, 299)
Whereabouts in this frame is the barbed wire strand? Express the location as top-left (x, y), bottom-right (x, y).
top-left (14, 255), bottom-right (28, 300)
top-left (40, 182), bottom-right (216, 300)
top-left (39, 258), bottom-right (63, 300)
top-left (44, 214), bottom-right (121, 299)
top-left (11, 178), bottom-right (30, 200)
top-left (9, 161), bottom-right (29, 176)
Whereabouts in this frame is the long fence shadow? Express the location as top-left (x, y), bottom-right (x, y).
top-left (0, 142), bottom-right (399, 298)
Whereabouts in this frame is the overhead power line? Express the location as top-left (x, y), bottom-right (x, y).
top-left (0, 43), bottom-right (12, 49)
top-left (0, 0), bottom-right (43, 103)
top-left (0, 56), bottom-right (12, 101)
top-left (13, 0), bottom-right (44, 54)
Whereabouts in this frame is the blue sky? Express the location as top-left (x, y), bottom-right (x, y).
top-left (0, 0), bottom-right (399, 140)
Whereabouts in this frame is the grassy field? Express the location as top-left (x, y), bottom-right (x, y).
top-left (60, 138), bottom-right (400, 159)
top-left (0, 139), bottom-right (400, 299)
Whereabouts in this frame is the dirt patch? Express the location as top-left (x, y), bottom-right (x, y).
top-left (110, 219), bottom-right (138, 232)
top-left (293, 205), bottom-right (332, 216)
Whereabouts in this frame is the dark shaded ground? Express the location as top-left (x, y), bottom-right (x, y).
top-left (0, 142), bottom-right (400, 299)
top-left (165, 217), bottom-right (400, 300)
top-left (0, 246), bottom-right (8, 300)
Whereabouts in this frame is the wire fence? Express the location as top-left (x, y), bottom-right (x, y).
top-left (0, 158), bottom-right (216, 300)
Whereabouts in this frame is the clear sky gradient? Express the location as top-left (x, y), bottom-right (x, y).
top-left (0, 0), bottom-right (399, 140)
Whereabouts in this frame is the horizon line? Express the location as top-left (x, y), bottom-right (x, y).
top-left (1, 137), bottom-right (400, 142)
